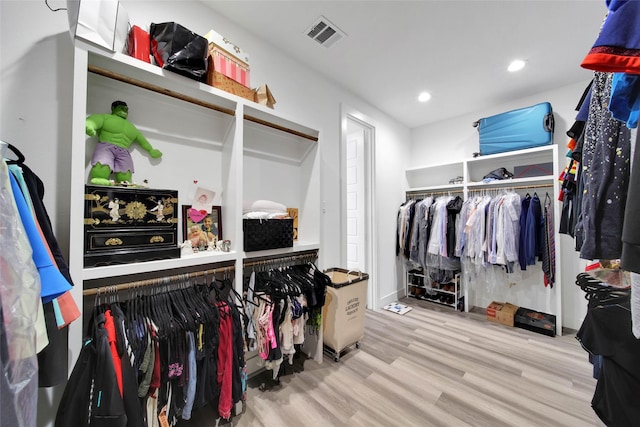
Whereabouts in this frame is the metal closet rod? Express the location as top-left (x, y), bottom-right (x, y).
top-left (82, 265), bottom-right (235, 297)
top-left (467, 182), bottom-right (555, 193)
top-left (406, 189), bottom-right (464, 198)
top-left (243, 250), bottom-right (319, 268)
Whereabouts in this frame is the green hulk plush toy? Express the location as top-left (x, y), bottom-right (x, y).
top-left (85, 100), bottom-right (162, 186)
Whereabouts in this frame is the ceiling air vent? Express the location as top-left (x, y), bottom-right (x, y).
top-left (305, 15), bottom-right (346, 48)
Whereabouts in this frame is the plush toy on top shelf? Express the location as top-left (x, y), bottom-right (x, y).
top-left (85, 100), bottom-right (162, 186)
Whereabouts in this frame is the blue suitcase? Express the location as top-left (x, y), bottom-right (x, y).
top-left (473, 102), bottom-right (554, 156)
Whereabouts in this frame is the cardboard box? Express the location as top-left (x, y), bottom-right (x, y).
top-left (486, 301), bottom-right (519, 327)
top-left (286, 207), bottom-right (299, 241)
top-left (205, 29), bottom-right (250, 86)
top-left (514, 307), bottom-right (557, 337)
top-left (206, 61), bottom-right (254, 101)
top-left (514, 162), bottom-right (553, 179)
top-left (254, 84), bottom-right (276, 109)
top-left (209, 44), bottom-right (250, 87)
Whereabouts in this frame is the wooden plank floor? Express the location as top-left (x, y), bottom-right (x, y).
top-left (193, 298), bottom-right (603, 426)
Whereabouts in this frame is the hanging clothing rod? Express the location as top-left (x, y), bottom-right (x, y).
top-left (82, 265), bottom-right (235, 297)
top-left (244, 114), bottom-right (318, 142)
top-left (243, 250), bottom-right (318, 269)
top-left (88, 65), bottom-right (236, 117)
top-left (406, 189), bottom-right (464, 198)
top-left (467, 182), bottom-right (555, 193)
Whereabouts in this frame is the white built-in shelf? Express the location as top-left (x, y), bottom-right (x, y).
top-left (406, 145), bottom-right (558, 194)
top-left (467, 145), bottom-right (557, 183)
top-left (243, 104), bottom-right (319, 165)
top-left (466, 144), bottom-right (555, 162)
top-left (82, 251), bottom-right (238, 281)
top-left (406, 160), bottom-right (464, 189)
top-left (403, 143), bottom-right (562, 334)
top-left (88, 50), bottom-right (238, 115)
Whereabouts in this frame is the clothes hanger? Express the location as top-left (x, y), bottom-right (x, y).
top-left (4, 143), bottom-right (26, 165)
top-left (172, 286), bottom-right (193, 332)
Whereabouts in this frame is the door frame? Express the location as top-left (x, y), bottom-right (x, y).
top-left (340, 104), bottom-right (377, 309)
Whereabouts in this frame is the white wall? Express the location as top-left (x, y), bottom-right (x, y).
top-left (410, 80), bottom-right (593, 330)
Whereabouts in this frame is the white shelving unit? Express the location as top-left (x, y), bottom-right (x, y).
top-left (404, 144), bottom-right (563, 334)
top-left (407, 270), bottom-right (462, 310)
top-left (67, 42), bottom-right (322, 368)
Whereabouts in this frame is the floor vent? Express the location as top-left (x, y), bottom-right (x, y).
top-left (305, 15), bottom-right (346, 48)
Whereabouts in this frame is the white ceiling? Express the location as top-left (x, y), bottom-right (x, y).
top-left (199, 1), bottom-right (607, 129)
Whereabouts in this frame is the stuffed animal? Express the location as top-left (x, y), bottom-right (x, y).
top-left (85, 100), bottom-right (162, 186)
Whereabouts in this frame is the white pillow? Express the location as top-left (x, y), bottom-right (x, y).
top-left (243, 199), bottom-right (287, 214)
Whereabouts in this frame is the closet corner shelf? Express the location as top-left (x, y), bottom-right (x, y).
top-left (82, 250), bottom-right (238, 281)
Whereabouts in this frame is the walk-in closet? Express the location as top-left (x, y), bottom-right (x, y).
top-left (2, 1), bottom-right (638, 426)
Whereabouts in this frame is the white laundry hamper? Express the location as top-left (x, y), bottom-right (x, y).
top-left (322, 268), bottom-right (369, 362)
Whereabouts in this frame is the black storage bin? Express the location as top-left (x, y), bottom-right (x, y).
top-left (149, 22), bottom-right (208, 82)
top-left (243, 218), bottom-right (293, 251)
top-left (514, 307), bottom-right (557, 337)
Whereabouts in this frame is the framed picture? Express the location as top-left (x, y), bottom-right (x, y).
top-left (182, 205), bottom-right (222, 251)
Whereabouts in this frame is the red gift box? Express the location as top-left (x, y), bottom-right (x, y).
top-left (127, 25), bottom-right (150, 63)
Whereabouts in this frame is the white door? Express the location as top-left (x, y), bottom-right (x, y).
top-left (346, 127), bottom-right (366, 272)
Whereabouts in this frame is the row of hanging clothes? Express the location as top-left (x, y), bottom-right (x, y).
top-left (397, 189), bottom-right (556, 290)
top-left (457, 190), bottom-right (556, 288)
top-left (1, 142), bottom-right (81, 427)
top-left (55, 272), bottom-right (246, 427)
top-left (575, 272), bottom-right (639, 426)
top-left (565, 2), bottom-right (640, 425)
top-left (396, 193), bottom-right (463, 283)
top-left (243, 257), bottom-right (328, 383)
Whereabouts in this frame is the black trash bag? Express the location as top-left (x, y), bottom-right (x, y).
top-left (150, 22), bottom-right (208, 82)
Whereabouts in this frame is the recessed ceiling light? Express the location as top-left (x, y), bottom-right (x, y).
top-left (508, 59), bottom-right (526, 72)
top-left (418, 92), bottom-right (431, 103)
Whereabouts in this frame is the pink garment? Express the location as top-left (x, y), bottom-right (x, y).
top-left (216, 303), bottom-right (234, 420)
top-left (257, 301), bottom-right (275, 359)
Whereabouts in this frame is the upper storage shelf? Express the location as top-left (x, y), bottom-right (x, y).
top-left (466, 145), bottom-right (557, 184)
top-left (88, 51), bottom-right (238, 116)
top-left (86, 48), bottom-right (319, 165)
top-left (406, 145), bottom-right (558, 193)
top-left (243, 104), bottom-right (319, 165)
top-left (406, 161), bottom-right (464, 190)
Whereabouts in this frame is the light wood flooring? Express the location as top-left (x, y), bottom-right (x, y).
top-left (191, 298), bottom-right (602, 426)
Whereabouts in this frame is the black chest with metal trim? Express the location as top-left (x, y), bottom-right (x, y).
top-left (84, 185), bottom-right (180, 267)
